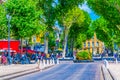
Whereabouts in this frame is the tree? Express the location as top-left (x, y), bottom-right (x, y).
top-left (87, 0), bottom-right (120, 50)
top-left (48, 31), bottom-right (56, 52)
top-left (57, 6), bottom-right (85, 58)
top-left (68, 11), bottom-right (91, 56)
top-left (3, 0), bottom-right (44, 50)
top-left (4, 0), bottom-right (43, 39)
top-left (0, 5), bottom-right (7, 39)
top-left (87, 0), bottom-right (120, 41)
top-left (87, 0), bottom-right (120, 27)
top-left (90, 17), bottom-right (120, 51)
top-left (37, 0), bottom-right (56, 54)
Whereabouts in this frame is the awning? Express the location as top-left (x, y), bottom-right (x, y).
top-left (0, 48), bottom-right (16, 52)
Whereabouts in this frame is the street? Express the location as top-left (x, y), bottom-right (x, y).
top-left (13, 63), bottom-right (103, 80)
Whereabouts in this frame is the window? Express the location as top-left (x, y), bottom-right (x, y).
top-left (96, 42), bottom-right (99, 47)
top-left (88, 42), bottom-right (90, 48)
top-left (84, 42), bottom-right (86, 48)
top-left (92, 42), bottom-right (94, 47)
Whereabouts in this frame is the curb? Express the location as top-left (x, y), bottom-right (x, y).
top-left (0, 65), bottom-right (54, 80)
top-left (101, 65), bottom-right (113, 80)
top-left (108, 69), bottom-right (117, 80)
top-left (0, 68), bottom-right (40, 80)
top-left (0, 67), bottom-right (36, 77)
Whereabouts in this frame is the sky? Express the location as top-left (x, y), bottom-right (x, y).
top-left (79, 2), bottom-right (99, 20)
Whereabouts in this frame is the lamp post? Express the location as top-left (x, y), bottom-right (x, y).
top-left (26, 38), bottom-right (28, 54)
top-left (6, 14), bottom-right (12, 64)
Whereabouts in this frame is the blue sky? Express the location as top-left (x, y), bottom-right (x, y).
top-left (79, 2), bottom-right (99, 20)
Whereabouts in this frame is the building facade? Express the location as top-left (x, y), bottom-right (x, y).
top-left (82, 33), bottom-right (104, 55)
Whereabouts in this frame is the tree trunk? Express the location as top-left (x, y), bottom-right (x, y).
top-left (70, 38), bottom-right (74, 57)
top-left (63, 27), bottom-right (69, 58)
top-left (44, 35), bottom-right (48, 54)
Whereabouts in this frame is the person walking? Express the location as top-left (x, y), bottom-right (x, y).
top-left (1, 53), bottom-right (7, 65)
top-left (114, 53), bottom-right (118, 63)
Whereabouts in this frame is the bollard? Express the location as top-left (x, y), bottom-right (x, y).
top-left (53, 59), bottom-right (55, 65)
top-left (50, 59), bottom-right (52, 66)
top-left (57, 59), bottom-right (59, 64)
top-left (39, 60), bottom-right (43, 70)
top-left (37, 60), bottom-right (40, 70)
top-left (46, 59), bottom-right (49, 67)
top-left (104, 59), bottom-right (109, 69)
top-left (43, 59), bottom-right (46, 68)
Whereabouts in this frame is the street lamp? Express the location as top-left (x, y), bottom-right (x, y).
top-left (26, 38), bottom-right (28, 54)
top-left (6, 14), bottom-right (12, 64)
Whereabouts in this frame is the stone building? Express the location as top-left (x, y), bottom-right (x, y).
top-left (82, 33), bottom-right (104, 55)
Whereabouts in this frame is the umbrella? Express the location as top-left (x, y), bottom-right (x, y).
top-left (23, 49), bottom-right (35, 54)
top-left (26, 49), bottom-right (35, 54)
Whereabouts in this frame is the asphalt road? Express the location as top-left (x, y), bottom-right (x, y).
top-left (13, 63), bottom-right (103, 80)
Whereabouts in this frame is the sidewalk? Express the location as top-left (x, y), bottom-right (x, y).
top-left (0, 63), bottom-right (54, 80)
top-left (108, 62), bottom-right (120, 80)
top-left (0, 64), bottom-right (39, 77)
top-left (0, 59), bottom-right (58, 79)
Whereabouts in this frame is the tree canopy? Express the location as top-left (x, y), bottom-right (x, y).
top-left (87, 0), bottom-right (120, 32)
top-left (87, 0), bottom-right (120, 49)
top-left (0, 5), bottom-right (7, 39)
top-left (4, 0), bottom-right (44, 39)
top-left (69, 11), bottom-right (91, 49)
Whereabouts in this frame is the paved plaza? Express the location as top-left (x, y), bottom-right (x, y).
top-left (0, 64), bottom-right (38, 77)
top-left (108, 62), bottom-right (120, 80)
top-left (13, 63), bottom-right (103, 80)
top-left (0, 61), bottom-right (120, 80)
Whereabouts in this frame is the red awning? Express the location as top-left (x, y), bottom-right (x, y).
top-left (0, 48), bottom-right (16, 52)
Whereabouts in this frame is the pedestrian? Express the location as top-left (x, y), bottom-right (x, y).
top-left (114, 53), bottom-right (118, 63)
top-left (51, 53), bottom-right (54, 59)
top-left (1, 53), bottom-right (7, 65)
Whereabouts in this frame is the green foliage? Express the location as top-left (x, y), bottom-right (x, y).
top-left (37, 0), bottom-right (56, 31)
top-left (58, 6), bottom-right (85, 29)
top-left (90, 17), bottom-right (110, 42)
top-left (36, 0), bottom-right (57, 54)
top-left (76, 51), bottom-right (92, 60)
top-left (0, 5), bottom-right (7, 39)
top-left (89, 16), bottom-right (120, 50)
top-left (75, 34), bottom-right (87, 49)
top-left (48, 31), bottom-right (56, 50)
top-left (87, 0), bottom-right (120, 26)
top-left (4, 0), bottom-right (44, 39)
top-left (87, 0), bottom-right (120, 48)
top-left (69, 11), bottom-right (91, 49)
top-left (56, 0), bottom-right (84, 16)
